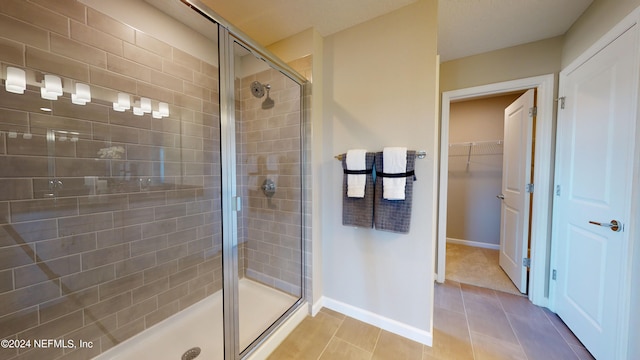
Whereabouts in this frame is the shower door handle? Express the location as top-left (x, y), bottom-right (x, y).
top-left (233, 196), bottom-right (242, 212)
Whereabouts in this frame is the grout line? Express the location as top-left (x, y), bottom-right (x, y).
top-left (323, 317), bottom-right (378, 358)
top-left (315, 315), bottom-right (344, 360)
top-left (541, 309), bottom-right (591, 358)
top-left (496, 291), bottom-right (530, 360)
top-left (337, 336), bottom-right (378, 355)
top-left (369, 328), bottom-right (381, 360)
top-left (459, 282), bottom-right (478, 360)
top-left (567, 343), bottom-right (589, 359)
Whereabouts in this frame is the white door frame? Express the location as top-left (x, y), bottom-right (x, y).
top-left (437, 74), bottom-right (555, 306)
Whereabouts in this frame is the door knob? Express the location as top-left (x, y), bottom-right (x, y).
top-left (588, 219), bottom-right (622, 232)
top-left (496, 194), bottom-right (505, 200)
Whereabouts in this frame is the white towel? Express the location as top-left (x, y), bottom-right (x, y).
top-left (346, 149), bottom-right (367, 198)
top-left (383, 147), bottom-right (407, 200)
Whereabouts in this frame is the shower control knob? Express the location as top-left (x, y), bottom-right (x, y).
top-left (262, 179), bottom-right (276, 197)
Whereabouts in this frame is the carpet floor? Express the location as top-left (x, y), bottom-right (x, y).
top-left (445, 242), bottom-right (522, 295)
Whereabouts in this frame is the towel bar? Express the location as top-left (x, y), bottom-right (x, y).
top-left (335, 150), bottom-right (426, 161)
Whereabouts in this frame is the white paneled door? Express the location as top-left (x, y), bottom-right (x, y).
top-left (498, 89), bottom-right (534, 294)
top-left (553, 24), bottom-right (638, 360)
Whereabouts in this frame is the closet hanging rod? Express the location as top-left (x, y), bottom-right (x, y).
top-left (334, 150), bottom-right (427, 161)
top-left (449, 140), bottom-right (503, 147)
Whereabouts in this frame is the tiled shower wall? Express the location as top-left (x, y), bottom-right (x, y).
top-left (237, 63), bottom-right (306, 296)
top-left (0, 1), bottom-right (221, 359)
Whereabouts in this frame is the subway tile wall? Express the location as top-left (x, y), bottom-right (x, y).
top-left (237, 64), bottom-right (307, 296)
top-left (0, 1), bottom-right (222, 359)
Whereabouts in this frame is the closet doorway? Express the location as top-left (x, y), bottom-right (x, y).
top-left (446, 92), bottom-right (526, 295)
top-left (437, 75), bottom-right (555, 306)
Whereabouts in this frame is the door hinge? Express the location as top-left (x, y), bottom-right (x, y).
top-left (523, 258), bottom-right (531, 268)
top-left (558, 96), bottom-right (566, 109)
top-left (529, 106), bottom-right (537, 117)
top-left (552, 269), bottom-right (557, 280)
top-left (526, 183), bottom-right (534, 193)
top-left (555, 185), bottom-right (561, 196)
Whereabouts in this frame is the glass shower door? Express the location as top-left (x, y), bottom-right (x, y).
top-left (230, 40), bottom-right (304, 354)
top-left (0, 0), bottom-right (225, 359)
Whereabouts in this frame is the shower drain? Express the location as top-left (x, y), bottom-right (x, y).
top-left (181, 347), bottom-right (201, 360)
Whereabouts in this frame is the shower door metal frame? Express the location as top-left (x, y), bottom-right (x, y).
top-left (227, 35), bottom-right (308, 360)
top-left (218, 27), bottom-right (241, 360)
top-left (183, 1), bottom-right (308, 359)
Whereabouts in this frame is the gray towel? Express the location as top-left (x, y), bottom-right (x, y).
top-left (374, 150), bottom-right (416, 233)
top-left (342, 152), bottom-right (375, 228)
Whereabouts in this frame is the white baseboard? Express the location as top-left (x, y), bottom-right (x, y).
top-left (447, 237), bottom-right (500, 250)
top-left (435, 272), bottom-right (444, 284)
top-left (311, 296), bottom-right (325, 316)
top-left (247, 302), bottom-right (309, 360)
top-left (323, 297), bottom-right (433, 346)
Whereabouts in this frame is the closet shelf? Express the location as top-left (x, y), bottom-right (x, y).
top-left (448, 140), bottom-right (503, 157)
top-left (449, 140), bottom-right (503, 169)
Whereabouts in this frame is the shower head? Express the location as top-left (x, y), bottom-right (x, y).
top-left (262, 84), bottom-right (274, 109)
top-left (250, 81), bottom-right (274, 109)
top-left (250, 81), bottom-right (266, 98)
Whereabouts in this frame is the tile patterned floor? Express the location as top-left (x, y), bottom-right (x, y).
top-left (268, 281), bottom-right (595, 360)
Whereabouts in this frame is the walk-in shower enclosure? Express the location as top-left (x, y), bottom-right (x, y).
top-left (0, 0), bottom-right (309, 359)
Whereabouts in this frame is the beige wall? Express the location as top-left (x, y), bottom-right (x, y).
top-left (440, 36), bottom-right (563, 93)
top-left (439, 0), bottom-right (640, 90)
top-left (447, 94), bottom-right (521, 246)
top-left (268, 28), bottom-right (314, 65)
top-left (562, 0), bottom-right (640, 67)
top-left (321, 0), bottom-right (438, 335)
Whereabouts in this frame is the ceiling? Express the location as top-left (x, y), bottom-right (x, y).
top-left (199, 0), bottom-right (593, 62)
top-left (438, 0), bottom-right (593, 61)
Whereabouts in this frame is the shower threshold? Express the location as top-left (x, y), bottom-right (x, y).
top-left (95, 278), bottom-right (297, 360)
